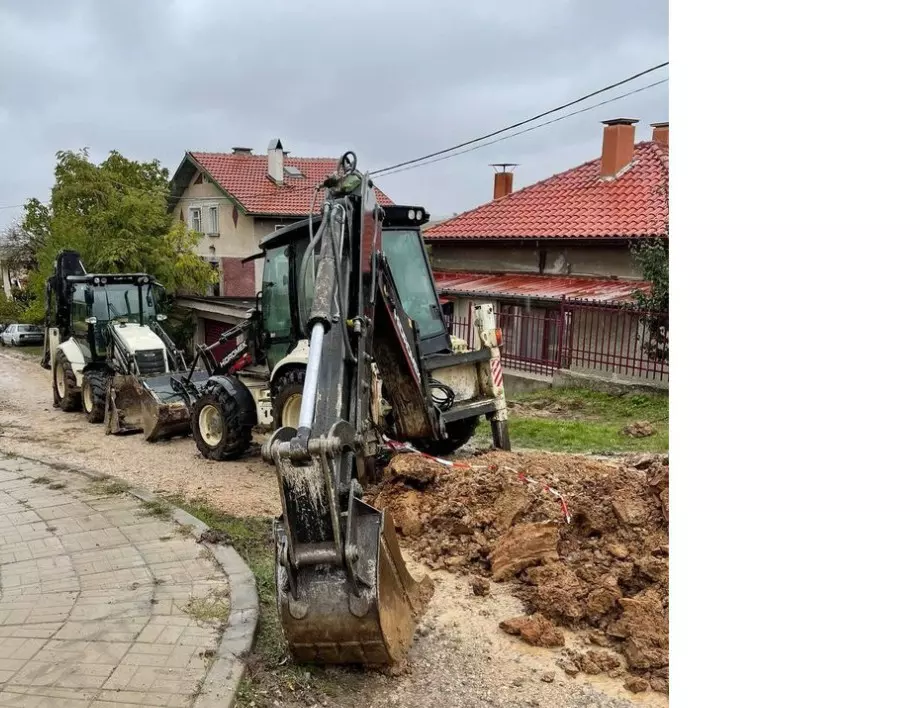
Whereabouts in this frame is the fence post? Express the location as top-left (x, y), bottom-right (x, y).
top-left (556, 296), bottom-right (567, 370)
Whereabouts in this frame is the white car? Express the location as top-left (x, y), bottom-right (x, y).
top-left (1, 323), bottom-right (45, 347)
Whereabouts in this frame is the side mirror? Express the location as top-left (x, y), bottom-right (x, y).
top-left (156, 314), bottom-right (167, 322)
top-left (85, 317), bottom-right (97, 325)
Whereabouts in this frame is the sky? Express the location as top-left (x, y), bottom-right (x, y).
top-left (0, 0), bottom-right (668, 229)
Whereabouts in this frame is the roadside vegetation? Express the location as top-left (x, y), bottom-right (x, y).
top-left (473, 387), bottom-right (668, 454)
top-left (166, 498), bottom-right (323, 706)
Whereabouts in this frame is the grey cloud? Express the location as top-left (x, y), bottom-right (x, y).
top-left (0, 0), bottom-right (667, 227)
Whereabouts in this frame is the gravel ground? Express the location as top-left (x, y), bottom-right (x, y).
top-left (0, 349), bottom-right (665, 708)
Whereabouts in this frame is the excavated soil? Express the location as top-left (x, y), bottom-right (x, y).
top-left (367, 450), bottom-right (670, 694)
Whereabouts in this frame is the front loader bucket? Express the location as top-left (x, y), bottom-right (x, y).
top-left (105, 373), bottom-right (203, 442)
top-left (275, 503), bottom-right (429, 666)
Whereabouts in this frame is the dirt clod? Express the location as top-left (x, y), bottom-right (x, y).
top-left (540, 672), bottom-right (555, 683)
top-left (650, 676), bottom-right (669, 693)
top-left (470, 577), bottom-right (491, 596)
top-left (557, 658), bottom-right (580, 677)
top-left (199, 528), bottom-right (231, 545)
top-left (624, 676), bottom-right (650, 693)
top-left (387, 454), bottom-right (439, 485)
top-left (622, 420), bottom-right (656, 438)
top-left (571, 649), bottom-right (621, 675)
top-left (489, 522), bottom-right (559, 581)
top-left (499, 613), bottom-right (565, 648)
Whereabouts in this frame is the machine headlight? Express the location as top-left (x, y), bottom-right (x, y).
top-left (408, 210), bottom-right (415, 220)
top-left (85, 317), bottom-right (97, 325)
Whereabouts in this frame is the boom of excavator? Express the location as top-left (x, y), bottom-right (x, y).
top-left (262, 152), bottom-right (508, 666)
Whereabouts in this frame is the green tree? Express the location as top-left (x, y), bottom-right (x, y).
top-left (630, 238), bottom-right (669, 361)
top-left (0, 291), bottom-right (23, 323)
top-left (0, 219), bottom-right (42, 275)
top-left (22, 149), bottom-right (214, 321)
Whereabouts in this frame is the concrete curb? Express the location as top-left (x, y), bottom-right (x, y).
top-left (8, 453), bottom-right (259, 708)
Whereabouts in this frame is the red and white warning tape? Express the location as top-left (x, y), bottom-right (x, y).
top-left (383, 437), bottom-right (571, 523)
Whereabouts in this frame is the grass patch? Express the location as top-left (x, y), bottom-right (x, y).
top-left (183, 589), bottom-right (230, 625)
top-left (165, 497), bottom-right (321, 705)
top-left (473, 387), bottom-right (668, 454)
top-left (10, 345), bottom-right (44, 359)
top-left (140, 499), bottom-right (172, 518)
top-left (88, 479), bottom-right (132, 496)
top-left (47, 481), bottom-right (66, 490)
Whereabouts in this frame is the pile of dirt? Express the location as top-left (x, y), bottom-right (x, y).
top-left (367, 450), bottom-right (669, 693)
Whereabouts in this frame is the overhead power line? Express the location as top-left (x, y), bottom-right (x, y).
top-left (369, 61), bottom-right (668, 176)
top-left (374, 78), bottom-right (669, 178)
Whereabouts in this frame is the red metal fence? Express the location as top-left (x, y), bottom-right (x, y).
top-left (446, 299), bottom-right (669, 381)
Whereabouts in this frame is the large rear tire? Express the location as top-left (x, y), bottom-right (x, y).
top-left (82, 369), bottom-right (110, 424)
top-left (272, 368), bottom-right (305, 431)
top-left (412, 416), bottom-right (480, 457)
top-left (191, 382), bottom-right (253, 461)
top-left (53, 351), bottom-right (81, 412)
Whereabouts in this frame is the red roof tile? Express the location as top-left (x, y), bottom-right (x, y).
top-left (434, 271), bottom-right (650, 304)
top-left (424, 141), bottom-right (667, 240)
top-left (188, 152), bottom-right (393, 216)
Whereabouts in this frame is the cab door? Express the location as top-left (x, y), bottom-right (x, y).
top-left (262, 245), bottom-right (293, 370)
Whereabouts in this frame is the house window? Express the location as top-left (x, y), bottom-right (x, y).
top-left (208, 206), bottom-right (219, 235)
top-left (208, 261), bottom-right (221, 297)
top-left (189, 208), bottom-right (202, 232)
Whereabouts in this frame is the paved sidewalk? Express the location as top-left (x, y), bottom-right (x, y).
top-left (0, 454), bottom-right (230, 707)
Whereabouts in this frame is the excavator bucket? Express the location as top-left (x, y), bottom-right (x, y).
top-left (268, 432), bottom-right (429, 668)
top-left (105, 372), bottom-right (208, 441)
top-left (275, 498), bottom-right (426, 666)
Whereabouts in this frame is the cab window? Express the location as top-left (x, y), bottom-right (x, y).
top-left (380, 229), bottom-right (446, 340)
top-left (262, 245), bottom-right (293, 368)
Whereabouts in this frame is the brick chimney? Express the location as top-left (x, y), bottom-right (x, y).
top-left (267, 138), bottom-right (284, 184)
top-left (490, 163), bottom-right (517, 200)
top-left (650, 122), bottom-right (669, 146)
top-left (599, 119), bottom-right (638, 178)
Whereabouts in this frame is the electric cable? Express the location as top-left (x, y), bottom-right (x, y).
top-left (374, 78), bottom-right (669, 178)
top-left (369, 61), bottom-right (668, 175)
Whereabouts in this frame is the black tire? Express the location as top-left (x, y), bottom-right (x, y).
top-left (412, 416), bottom-right (480, 457)
top-left (272, 367), bottom-right (305, 431)
top-left (82, 369), bottom-right (110, 424)
top-left (190, 382), bottom-right (253, 461)
top-left (52, 351), bottom-right (81, 412)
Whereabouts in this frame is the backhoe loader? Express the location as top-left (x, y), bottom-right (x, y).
top-left (176, 163), bottom-right (510, 464)
top-left (42, 251), bottom-right (202, 440)
top-left (243, 152), bottom-right (509, 666)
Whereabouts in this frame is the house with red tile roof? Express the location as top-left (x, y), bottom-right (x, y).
top-left (166, 139), bottom-right (393, 350)
top-left (168, 139), bottom-right (392, 298)
top-left (424, 119), bottom-right (668, 380)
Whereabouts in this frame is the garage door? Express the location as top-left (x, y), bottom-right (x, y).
top-left (203, 319), bottom-right (237, 363)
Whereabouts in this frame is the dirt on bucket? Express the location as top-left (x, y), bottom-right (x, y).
top-left (366, 450), bottom-right (670, 693)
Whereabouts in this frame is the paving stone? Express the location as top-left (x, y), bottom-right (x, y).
top-left (0, 456), bottom-right (230, 707)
